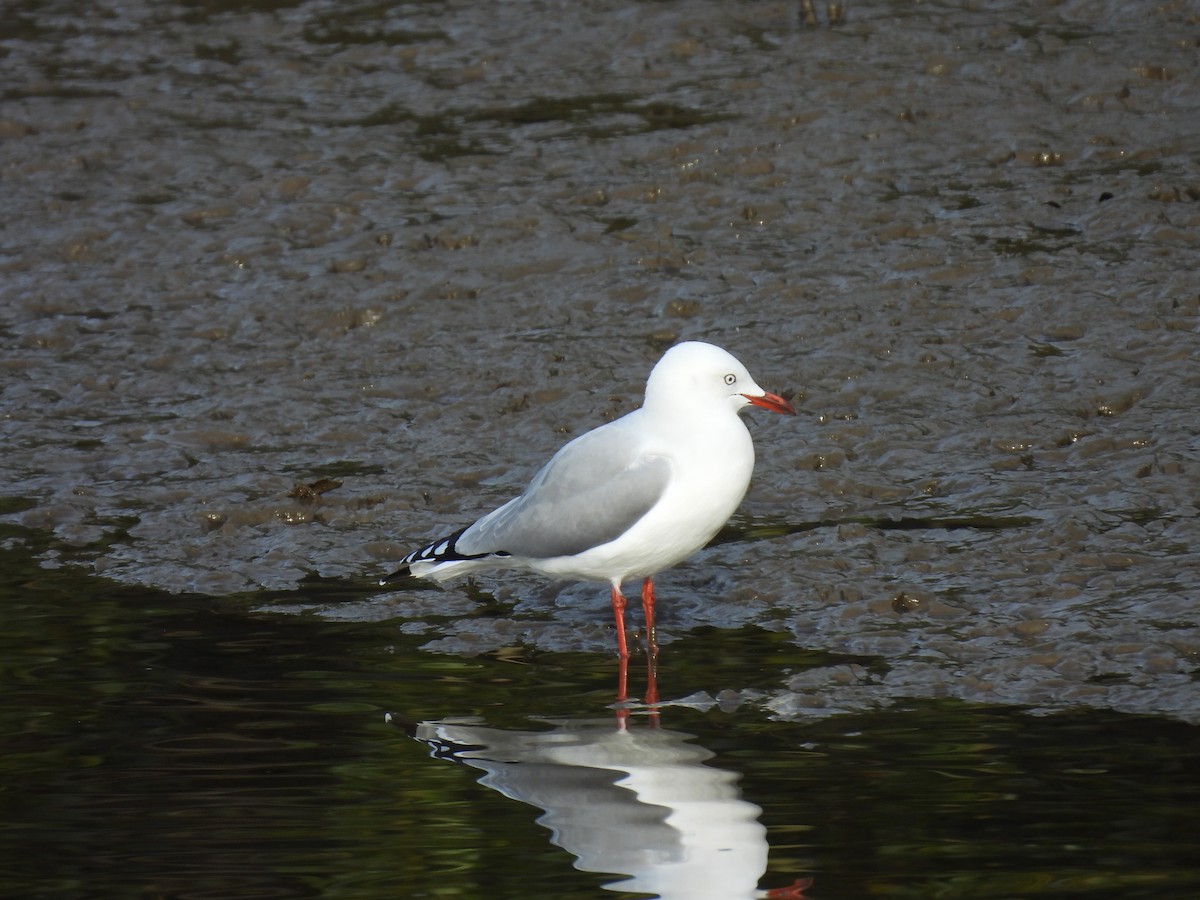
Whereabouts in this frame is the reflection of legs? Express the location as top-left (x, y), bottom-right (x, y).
top-left (764, 876), bottom-right (814, 899)
top-left (641, 578), bottom-right (659, 706)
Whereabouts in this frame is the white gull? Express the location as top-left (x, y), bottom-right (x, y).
top-left (381, 341), bottom-right (795, 658)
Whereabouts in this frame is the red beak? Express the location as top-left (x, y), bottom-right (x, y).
top-left (743, 391), bottom-right (796, 416)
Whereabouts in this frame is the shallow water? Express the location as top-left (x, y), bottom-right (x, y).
top-left (3, 532), bottom-right (1200, 899)
top-left (2, 0), bottom-right (1199, 896)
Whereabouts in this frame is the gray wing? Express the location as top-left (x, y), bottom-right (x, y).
top-left (456, 419), bottom-right (671, 560)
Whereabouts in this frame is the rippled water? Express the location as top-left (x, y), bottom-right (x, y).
top-left (2, 1), bottom-right (1199, 897)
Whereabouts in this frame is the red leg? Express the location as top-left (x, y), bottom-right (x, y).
top-left (615, 653), bottom-right (630, 714)
top-left (612, 582), bottom-right (631, 708)
top-left (644, 645), bottom-right (660, 708)
top-left (641, 577), bottom-right (660, 708)
top-left (640, 577), bottom-right (658, 656)
top-left (610, 582), bottom-right (630, 660)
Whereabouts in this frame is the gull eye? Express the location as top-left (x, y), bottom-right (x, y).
top-left (724, 373), bottom-right (737, 385)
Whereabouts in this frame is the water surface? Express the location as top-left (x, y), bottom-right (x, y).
top-left (2, 1), bottom-right (1199, 896)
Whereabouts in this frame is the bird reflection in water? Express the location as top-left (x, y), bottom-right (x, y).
top-left (395, 714), bottom-right (812, 900)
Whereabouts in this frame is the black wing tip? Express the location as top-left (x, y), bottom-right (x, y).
top-left (379, 565), bottom-right (412, 587)
top-left (379, 524), bottom-right (509, 588)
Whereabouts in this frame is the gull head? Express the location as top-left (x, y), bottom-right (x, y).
top-left (644, 341), bottom-right (796, 418)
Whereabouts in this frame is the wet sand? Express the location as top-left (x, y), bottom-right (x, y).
top-left (2, 0), bottom-right (1198, 721)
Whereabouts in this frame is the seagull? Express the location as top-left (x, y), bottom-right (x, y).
top-left (380, 341), bottom-right (795, 660)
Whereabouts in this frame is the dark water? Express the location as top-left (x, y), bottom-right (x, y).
top-left (3, 0), bottom-right (1200, 897)
top-left (3, 526), bottom-right (1200, 900)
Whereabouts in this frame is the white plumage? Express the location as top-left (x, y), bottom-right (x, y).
top-left (382, 341), bottom-right (794, 657)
